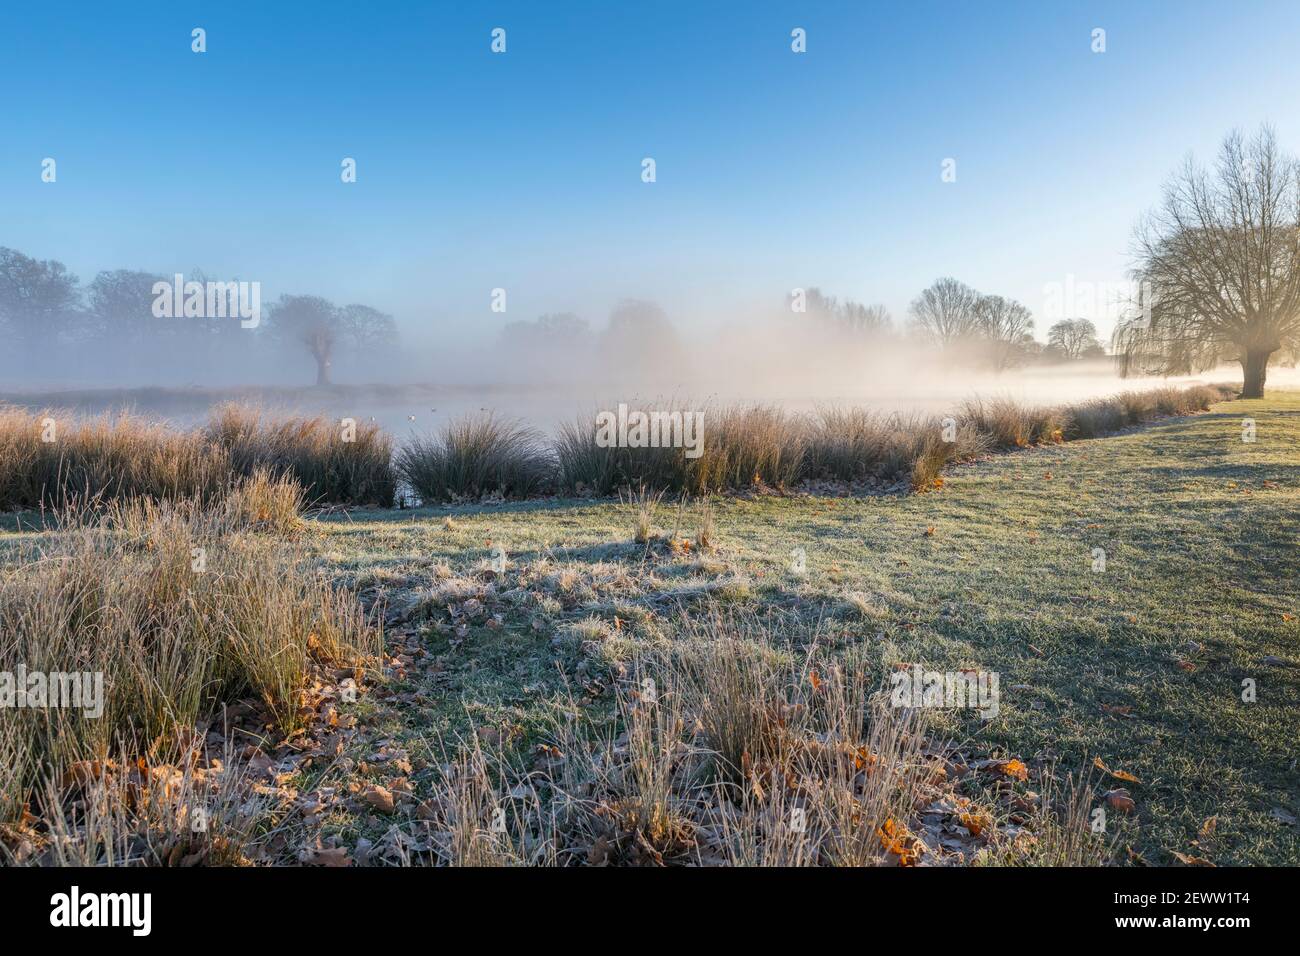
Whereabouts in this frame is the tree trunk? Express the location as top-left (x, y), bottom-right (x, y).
top-left (315, 355), bottom-right (332, 386)
top-left (1240, 348), bottom-right (1272, 399)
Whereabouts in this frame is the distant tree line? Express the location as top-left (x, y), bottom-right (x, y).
top-left (781, 279), bottom-right (1102, 370)
top-left (497, 300), bottom-right (690, 381)
top-left (0, 247), bottom-right (398, 385)
top-left (494, 283), bottom-right (1108, 377)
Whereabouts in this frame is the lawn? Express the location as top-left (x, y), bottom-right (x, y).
top-left (302, 390), bottom-right (1300, 865)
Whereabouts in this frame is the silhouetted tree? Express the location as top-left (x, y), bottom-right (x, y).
top-left (907, 277), bottom-right (981, 348)
top-left (1115, 126), bottom-right (1300, 398)
top-left (265, 295), bottom-right (341, 385)
top-left (794, 288), bottom-right (892, 336)
top-left (1048, 318), bottom-right (1103, 359)
top-left (0, 247), bottom-right (81, 347)
top-left (975, 294), bottom-right (1035, 370)
top-left (500, 312), bottom-right (591, 349)
top-left (86, 269), bottom-right (165, 342)
top-left (598, 299), bottom-right (688, 377)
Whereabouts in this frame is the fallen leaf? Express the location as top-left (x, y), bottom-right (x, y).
top-left (304, 845), bottom-right (352, 867)
top-left (362, 784), bottom-right (395, 814)
top-left (996, 759), bottom-right (1029, 781)
top-left (1094, 756), bottom-right (1142, 784)
top-left (1171, 850), bottom-right (1215, 867)
top-left (1105, 788), bottom-right (1135, 813)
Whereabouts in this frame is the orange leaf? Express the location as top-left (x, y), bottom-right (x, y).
top-left (1094, 756), bottom-right (1142, 784)
top-left (997, 759), bottom-right (1029, 781)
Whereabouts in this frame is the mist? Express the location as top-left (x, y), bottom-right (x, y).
top-left (0, 268), bottom-right (1268, 442)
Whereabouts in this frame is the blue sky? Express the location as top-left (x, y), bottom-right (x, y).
top-left (3, 0), bottom-right (1298, 345)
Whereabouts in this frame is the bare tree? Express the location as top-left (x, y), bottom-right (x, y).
top-left (1114, 126), bottom-right (1300, 398)
top-left (796, 288), bottom-right (892, 336)
top-left (907, 277), bottom-right (981, 348)
top-left (265, 295), bottom-right (340, 385)
top-left (975, 294), bottom-right (1035, 371)
top-left (840, 301), bottom-right (892, 335)
top-left (1048, 318), bottom-right (1102, 359)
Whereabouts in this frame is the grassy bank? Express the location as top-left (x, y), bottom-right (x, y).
top-left (1, 384), bottom-right (1231, 512)
top-left (1, 387), bottom-right (1293, 865)
top-left (401, 383), bottom-right (1234, 500)
top-left (302, 389), bottom-right (1298, 865)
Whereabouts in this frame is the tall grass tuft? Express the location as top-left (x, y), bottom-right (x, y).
top-left (396, 412), bottom-right (553, 503)
top-left (0, 403), bottom-right (394, 510)
top-left (0, 406), bottom-right (229, 510)
top-left (0, 489), bottom-right (380, 835)
top-left (205, 403), bottom-right (395, 506)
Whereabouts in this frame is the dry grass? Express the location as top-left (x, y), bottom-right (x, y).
top-left (694, 499), bottom-right (716, 552)
top-left (556, 403), bottom-right (802, 496)
top-left (0, 406), bottom-right (229, 510)
top-left (205, 403), bottom-right (395, 506)
top-left (958, 397), bottom-right (1062, 449)
top-left (0, 484), bottom-right (380, 859)
top-left (396, 413), bottom-right (553, 503)
top-left (1, 385), bottom-right (1232, 511)
top-left (556, 384), bottom-right (1217, 498)
top-left (976, 767), bottom-right (1117, 867)
top-left (0, 403), bottom-right (395, 510)
top-left (622, 484), bottom-right (664, 544)
top-left (398, 612), bottom-right (956, 867)
top-left (14, 739), bottom-right (265, 867)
